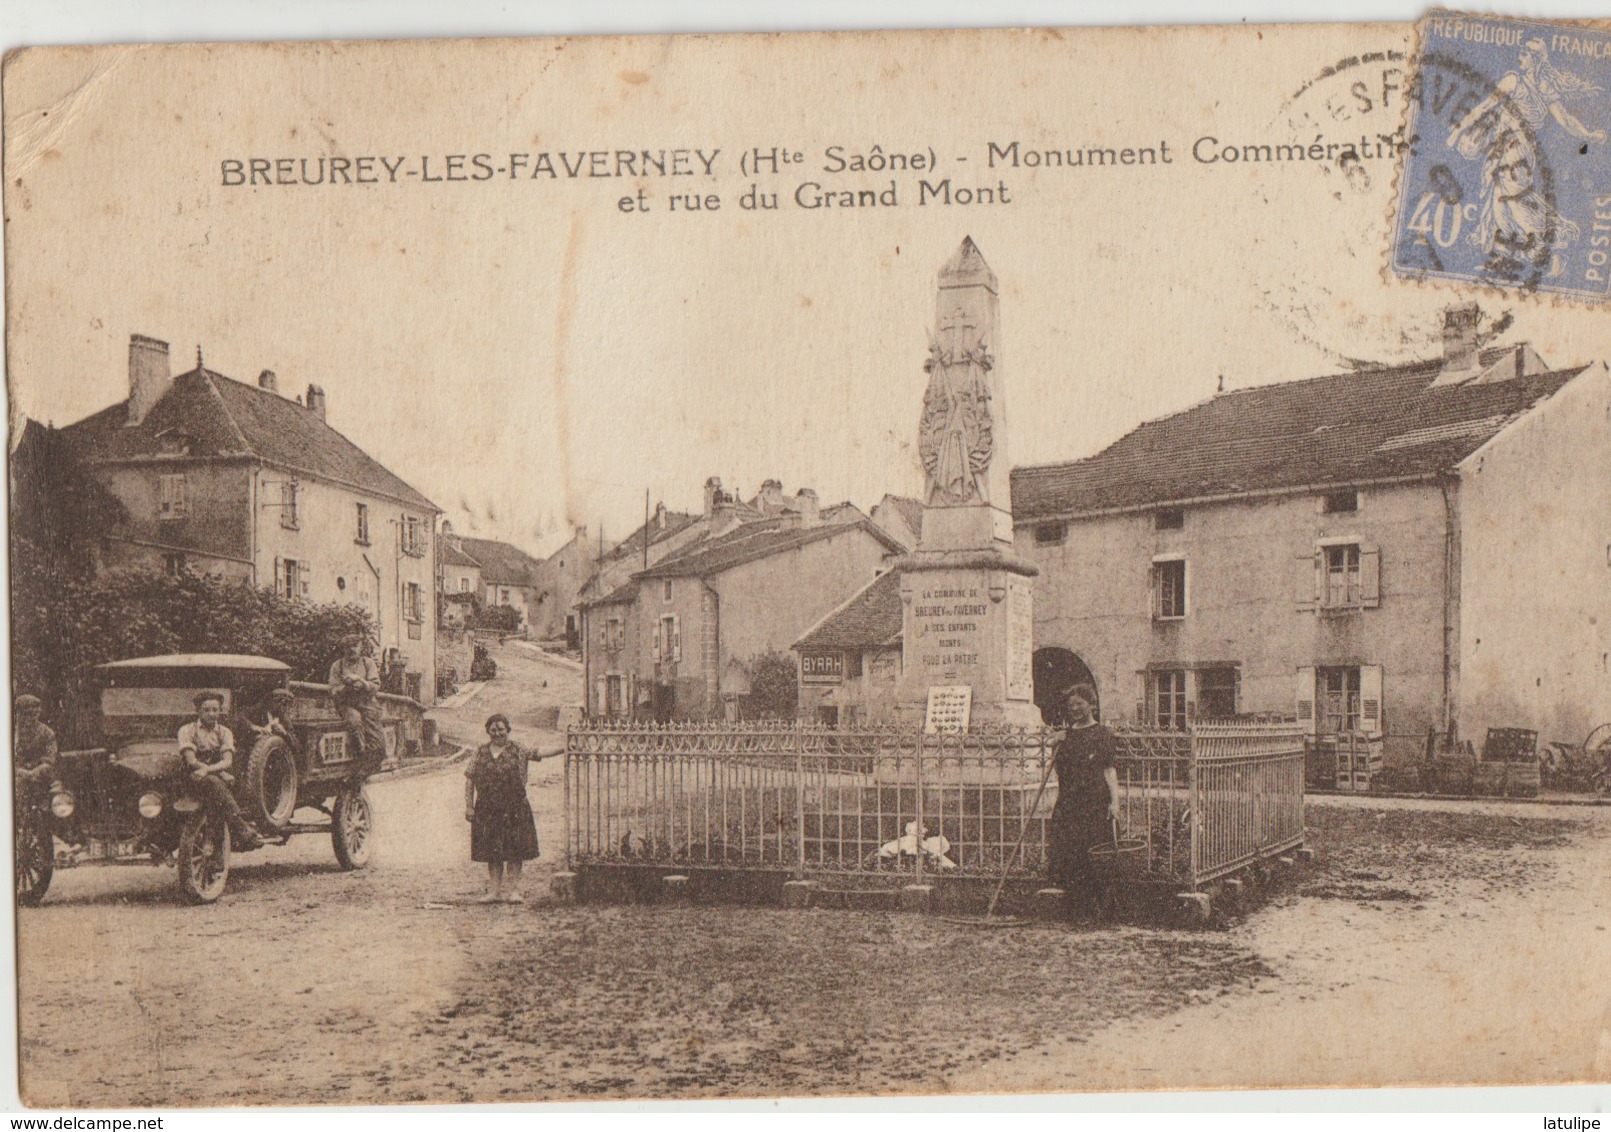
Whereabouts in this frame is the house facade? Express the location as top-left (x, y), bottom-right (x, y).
top-left (1010, 308), bottom-right (1611, 760)
top-left (457, 536), bottom-right (543, 633)
top-left (530, 525), bottom-right (608, 645)
top-left (61, 334), bottom-right (441, 703)
top-left (792, 569), bottom-right (906, 725)
top-left (580, 515), bottom-right (905, 719)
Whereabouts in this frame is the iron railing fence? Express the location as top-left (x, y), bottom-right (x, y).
top-left (564, 720), bottom-right (1304, 889)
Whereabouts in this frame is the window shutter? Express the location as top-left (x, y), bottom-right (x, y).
top-left (299, 562), bottom-right (310, 597)
top-left (651, 620), bottom-right (662, 661)
top-left (1360, 664), bottom-right (1383, 734)
top-left (672, 615), bottom-right (682, 662)
top-left (1296, 667), bottom-right (1317, 735)
top-left (595, 679), bottom-right (606, 715)
top-left (1360, 545), bottom-right (1381, 608)
top-left (274, 556), bottom-right (284, 597)
top-left (1295, 552), bottom-right (1318, 608)
top-left (1134, 700), bottom-right (1145, 726)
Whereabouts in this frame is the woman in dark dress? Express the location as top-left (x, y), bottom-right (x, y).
top-left (464, 713), bottom-right (552, 903)
top-left (1046, 685), bottom-right (1120, 920)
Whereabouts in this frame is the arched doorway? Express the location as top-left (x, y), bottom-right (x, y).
top-left (1033, 647), bottom-right (1099, 725)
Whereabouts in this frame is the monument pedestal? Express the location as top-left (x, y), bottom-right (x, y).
top-left (893, 518), bottom-right (1042, 731)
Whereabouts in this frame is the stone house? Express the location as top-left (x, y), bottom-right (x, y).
top-left (792, 569), bottom-right (906, 726)
top-left (1010, 307), bottom-right (1611, 760)
top-left (580, 514), bottom-right (906, 720)
top-left (60, 333), bottom-right (441, 703)
top-left (530, 525), bottom-right (609, 646)
top-left (570, 476), bottom-right (862, 645)
top-left (456, 536), bottom-right (543, 633)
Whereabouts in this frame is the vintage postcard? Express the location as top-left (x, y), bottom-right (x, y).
top-left (4, 17), bottom-right (1609, 1109)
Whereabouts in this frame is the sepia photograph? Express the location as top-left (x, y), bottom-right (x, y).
top-left (3, 8), bottom-right (1609, 1111)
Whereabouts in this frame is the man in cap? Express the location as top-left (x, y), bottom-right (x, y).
top-left (13, 694), bottom-right (58, 802)
top-left (13, 694), bottom-right (68, 842)
top-left (177, 691), bottom-right (264, 850)
top-left (328, 636), bottom-right (385, 762)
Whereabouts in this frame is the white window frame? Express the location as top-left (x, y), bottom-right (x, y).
top-left (355, 502), bottom-right (370, 545)
top-left (1151, 554), bottom-right (1188, 621)
top-left (1301, 537), bottom-right (1381, 611)
top-left (1148, 669), bottom-right (1189, 731)
top-left (158, 473), bottom-right (189, 520)
top-left (404, 581), bottom-right (423, 623)
top-left (275, 557), bottom-right (309, 601)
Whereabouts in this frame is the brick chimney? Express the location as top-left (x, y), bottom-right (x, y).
top-left (1441, 302), bottom-right (1481, 373)
top-left (759, 478), bottom-right (785, 514)
top-left (703, 476), bottom-right (724, 518)
top-left (654, 501), bottom-right (668, 530)
top-left (795, 488), bottom-right (819, 527)
top-left (306, 383), bottom-right (327, 420)
top-left (258, 369), bottom-right (279, 393)
top-left (126, 334), bottom-right (171, 426)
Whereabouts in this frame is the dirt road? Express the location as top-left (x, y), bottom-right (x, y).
top-left (17, 770), bottom-right (1610, 1106)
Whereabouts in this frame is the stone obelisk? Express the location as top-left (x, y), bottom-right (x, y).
top-left (895, 238), bottom-right (1041, 731)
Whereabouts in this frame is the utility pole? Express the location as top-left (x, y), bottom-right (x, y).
top-left (643, 488), bottom-right (650, 571)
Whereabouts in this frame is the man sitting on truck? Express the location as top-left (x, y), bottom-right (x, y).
top-left (329, 636), bottom-right (385, 762)
top-left (241, 688), bottom-right (298, 754)
top-left (177, 692), bottom-right (264, 850)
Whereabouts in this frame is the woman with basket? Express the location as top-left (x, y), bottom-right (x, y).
top-left (1046, 685), bottom-right (1120, 921)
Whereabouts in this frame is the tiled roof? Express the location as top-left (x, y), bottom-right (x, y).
top-left (793, 570), bottom-right (903, 652)
top-left (62, 367), bottom-right (439, 512)
top-left (457, 537), bottom-right (542, 586)
top-left (442, 542), bottom-right (482, 568)
top-left (637, 518), bottom-right (905, 579)
top-left (1011, 346), bottom-right (1585, 521)
top-left (604, 510), bottom-right (701, 563)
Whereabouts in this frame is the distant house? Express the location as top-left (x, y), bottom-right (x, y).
top-left (59, 333), bottom-right (441, 703)
top-left (1011, 306), bottom-right (1611, 758)
top-left (571, 475), bottom-right (864, 646)
top-left (870, 493), bottom-right (924, 550)
top-left (456, 535), bottom-right (543, 631)
top-left (530, 525), bottom-right (610, 646)
top-left (792, 570), bottom-right (905, 726)
top-left (439, 527), bottom-right (483, 599)
top-left (580, 513), bottom-right (905, 720)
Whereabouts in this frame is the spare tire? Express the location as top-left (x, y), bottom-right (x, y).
top-left (243, 735), bottom-right (299, 831)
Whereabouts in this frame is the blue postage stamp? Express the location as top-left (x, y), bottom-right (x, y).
top-left (1392, 13), bottom-right (1611, 301)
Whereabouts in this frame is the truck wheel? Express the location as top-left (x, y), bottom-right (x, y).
top-left (331, 784), bottom-right (373, 870)
top-left (244, 736), bottom-right (299, 830)
top-left (177, 812), bottom-right (230, 904)
top-left (15, 815), bottom-right (53, 907)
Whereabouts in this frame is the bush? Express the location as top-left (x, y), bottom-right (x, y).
top-left (11, 559), bottom-right (375, 746)
top-left (745, 650), bottom-right (799, 720)
top-left (472, 603), bottom-right (523, 633)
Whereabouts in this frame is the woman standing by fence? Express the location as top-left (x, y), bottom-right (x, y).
top-left (1046, 685), bottom-right (1120, 920)
top-left (464, 713), bottom-right (555, 903)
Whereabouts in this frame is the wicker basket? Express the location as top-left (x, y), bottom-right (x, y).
top-left (1090, 835), bottom-right (1150, 883)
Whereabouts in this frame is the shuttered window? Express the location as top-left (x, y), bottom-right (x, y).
top-left (1298, 542), bottom-right (1381, 610)
top-left (158, 474), bottom-right (189, 519)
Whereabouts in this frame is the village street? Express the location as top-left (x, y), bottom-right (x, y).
top-left (16, 643), bottom-right (1610, 1106)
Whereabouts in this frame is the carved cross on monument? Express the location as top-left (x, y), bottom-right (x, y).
top-left (942, 306), bottom-right (976, 354)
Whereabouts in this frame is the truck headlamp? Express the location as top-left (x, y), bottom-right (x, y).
top-left (138, 793), bottom-right (164, 819)
top-left (50, 791), bottom-right (75, 819)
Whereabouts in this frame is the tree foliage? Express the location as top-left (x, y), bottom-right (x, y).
top-left (745, 650), bottom-right (799, 720)
top-left (472, 603), bottom-right (523, 633)
top-left (11, 561), bottom-right (374, 746)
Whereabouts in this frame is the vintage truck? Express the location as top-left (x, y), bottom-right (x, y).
top-left (15, 653), bottom-right (426, 905)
